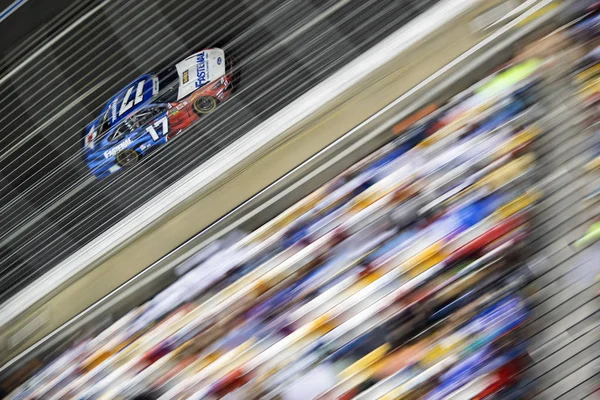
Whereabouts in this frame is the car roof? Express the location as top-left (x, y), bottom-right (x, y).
top-left (99, 73), bottom-right (157, 130)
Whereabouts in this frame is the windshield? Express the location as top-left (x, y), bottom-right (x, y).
top-left (155, 66), bottom-right (180, 104)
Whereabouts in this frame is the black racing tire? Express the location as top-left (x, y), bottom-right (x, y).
top-left (192, 96), bottom-right (218, 115)
top-left (115, 149), bottom-right (139, 167)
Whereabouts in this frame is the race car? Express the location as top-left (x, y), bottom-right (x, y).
top-left (83, 48), bottom-right (234, 179)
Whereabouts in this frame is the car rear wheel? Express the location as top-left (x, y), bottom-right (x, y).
top-left (193, 96), bottom-right (218, 115)
top-left (115, 149), bottom-right (139, 167)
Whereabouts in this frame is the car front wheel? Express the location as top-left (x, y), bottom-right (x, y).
top-left (115, 149), bottom-right (139, 167)
top-left (193, 96), bottom-right (218, 115)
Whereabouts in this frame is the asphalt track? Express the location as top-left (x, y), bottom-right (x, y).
top-left (0, 0), bottom-right (441, 302)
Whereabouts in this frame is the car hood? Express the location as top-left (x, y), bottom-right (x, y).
top-left (176, 48), bottom-right (226, 100)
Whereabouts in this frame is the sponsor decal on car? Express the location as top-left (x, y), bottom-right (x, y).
top-left (152, 76), bottom-right (160, 95)
top-left (170, 102), bottom-right (187, 116)
top-left (85, 125), bottom-right (97, 150)
top-left (104, 137), bottom-right (133, 159)
top-left (111, 100), bottom-right (118, 123)
top-left (182, 70), bottom-right (189, 84)
top-left (196, 52), bottom-right (209, 88)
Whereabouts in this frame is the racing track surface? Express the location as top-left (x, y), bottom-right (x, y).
top-left (0, 0), bottom-right (440, 302)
